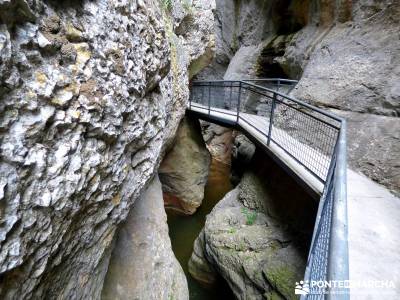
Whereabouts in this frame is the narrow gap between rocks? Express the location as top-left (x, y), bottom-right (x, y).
top-left (166, 159), bottom-right (235, 299)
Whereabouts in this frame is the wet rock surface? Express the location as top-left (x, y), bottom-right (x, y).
top-left (189, 150), bottom-right (317, 299)
top-left (0, 0), bottom-right (214, 298)
top-left (159, 116), bottom-right (211, 215)
top-left (101, 175), bottom-right (188, 300)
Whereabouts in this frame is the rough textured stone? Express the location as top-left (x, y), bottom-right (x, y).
top-left (196, 0), bottom-right (307, 80)
top-left (285, 2), bottom-right (400, 115)
top-left (159, 116), bottom-right (211, 215)
top-left (231, 133), bottom-right (256, 184)
top-left (189, 150), bottom-right (317, 299)
top-left (196, 0), bottom-right (291, 170)
top-left (0, 0), bottom-right (215, 298)
top-left (101, 175), bottom-right (188, 300)
top-left (200, 121), bottom-right (234, 165)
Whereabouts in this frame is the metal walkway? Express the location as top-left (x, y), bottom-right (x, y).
top-left (188, 79), bottom-right (349, 299)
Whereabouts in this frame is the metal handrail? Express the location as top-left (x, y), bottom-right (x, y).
top-left (188, 79), bottom-right (349, 299)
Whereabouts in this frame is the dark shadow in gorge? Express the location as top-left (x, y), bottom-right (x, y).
top-left (167, 159), bottom-right (235, 299)
top-left (246, 147), bottom-right (318, 256)
top-left (167, 121), bottom-right (318, 298)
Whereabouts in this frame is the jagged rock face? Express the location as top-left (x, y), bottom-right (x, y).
top-left (197, 0), bottom-right (307, 80)
top-left (101, 175), bottom-right (188, 300)
top-left (189, 150), bottom-right (317, 299)
top-left (159, 116), bottom-right (211, 215)
top-left (0, 0), bottom-right (215, 298)
top-left (196, 0), bottom-right (296, 167)
top-left (334, 110), bottom-right (400, 196)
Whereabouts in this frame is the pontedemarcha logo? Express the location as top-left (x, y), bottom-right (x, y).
top-left (295, 280), bottom-right (310, 295)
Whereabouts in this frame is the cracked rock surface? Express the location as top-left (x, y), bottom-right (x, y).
top-left (0, 0), bottom-right (214, 298)
top-left (284, 1), bottom-right (400, 195)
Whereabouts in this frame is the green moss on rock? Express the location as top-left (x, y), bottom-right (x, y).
top-left (263, 265), bottom-right (297, 300)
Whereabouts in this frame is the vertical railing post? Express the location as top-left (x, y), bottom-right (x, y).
top-left (277, 79), bottom-right (281, 92)
top-left (208, 82), bottom-right (211, 116)
top-left (236, 81), bottom-right (242, 124)
top-left (201, 85), bottom-right (205, 106)
top-left (189, 82), bottom-right (192, 110)
top-left (267, 92), bottom-right (277, 146)
top-left (229, 81), bottom-right (233, 109)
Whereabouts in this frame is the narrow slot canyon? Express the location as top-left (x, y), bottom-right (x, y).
top-left (156, 115), bottom-right (318, 299)
top-left (0, 0), bottom-right (399, 299)
top-left (166, 158), bottom-right (234, 299)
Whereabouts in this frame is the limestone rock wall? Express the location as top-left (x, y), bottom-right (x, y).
top-left (197, 0), bottom-right (400, 195)
top-left (101, 175), bottom-right (188, 300)
top-left (283, 1), bottom-right (400, 195)
top-left (0, 0), bottom-right (214, 298)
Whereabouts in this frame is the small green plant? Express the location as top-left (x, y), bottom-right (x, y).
top-left (162, 0), bottom-right (172, 10)
top-left (181, 0), bottom-right (193, 12)
top-left (228, 227), bottom-right (236, 234)
top-left (241, 207), bottom-right (257, 225)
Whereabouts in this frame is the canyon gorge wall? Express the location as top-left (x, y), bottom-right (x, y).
top-left (101, 175), bottom-right (188, 299)
top-left (285, 0), bottom-right (400, 195)
top-left (188, 0), bottom-right (399, 297)
top-left (197, 0), bottom-right (399, 195)
top-left (0, 0), bottom-right (214, 298)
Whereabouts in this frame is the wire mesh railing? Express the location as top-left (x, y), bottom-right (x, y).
top-left (188, 79), bottom-right (349, 299)
top-left (242, 78), bottom-right (298, 94)
top-left (190, 80), bottom-right (341, 182)
top-left (189, 80), bottom-right (241, 113)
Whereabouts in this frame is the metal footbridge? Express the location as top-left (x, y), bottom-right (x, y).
top-left (187, 79), bottom-right (349, 299)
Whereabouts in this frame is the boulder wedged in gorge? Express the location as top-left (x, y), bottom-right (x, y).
top-left (201, 121), bottom-right (234, 165)
top-left (0, 0), bottom-right (214, 298)
top-left (189, 150), bottom-right (317, 299)
top-left (159, 116), bottom-right (211, 215)
top-left (101, 175), bottom-right (188, 300)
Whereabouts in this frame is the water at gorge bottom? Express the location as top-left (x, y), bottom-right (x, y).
top-left (167, 159), bottom-right (236, 299)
